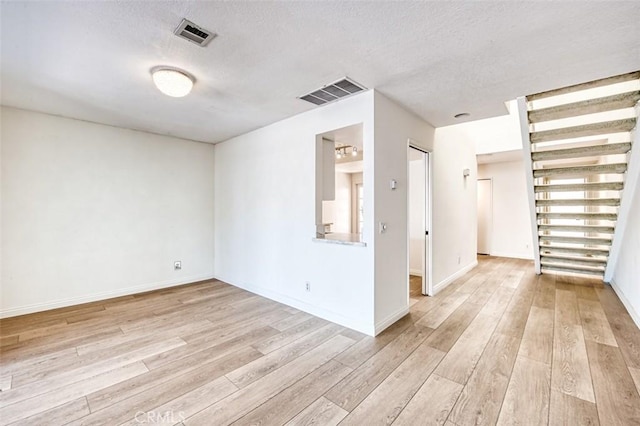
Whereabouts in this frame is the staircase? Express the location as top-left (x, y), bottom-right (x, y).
top-left (517, 71), bottom-right (640, 280)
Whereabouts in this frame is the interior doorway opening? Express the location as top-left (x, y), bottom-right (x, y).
top-left (408, 144), bottom-right (432, 298)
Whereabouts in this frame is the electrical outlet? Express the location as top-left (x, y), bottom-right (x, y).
top-left (174, 261), bottom-right (182, 270)
top-left (305, 282), bottom-right (311, 292)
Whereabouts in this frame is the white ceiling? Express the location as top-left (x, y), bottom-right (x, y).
top-left (477, 149), bottom-right (523, 164)
top-left (1, 2), bottom-right (639, 144)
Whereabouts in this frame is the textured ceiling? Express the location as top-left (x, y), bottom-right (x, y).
top-left (1, 1), bottom-right (639, 144)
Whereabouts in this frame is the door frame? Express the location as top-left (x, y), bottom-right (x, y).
top-left (477, 178), bottom-right (493, 255)
top-left (408, 141), bottom-right (433, 296)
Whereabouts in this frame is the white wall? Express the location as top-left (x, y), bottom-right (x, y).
top-left (214, 91), bottom-right (377, 334)
top-left (478, 160), bottom-right (534, 259)
top-left (322, 172), bottom-right (351, 233)
top-left (409, 158), bottom-right (425, 275)
top-left (1, 107), bottom-right (216, 317)
top-left (612, 177), bottom-right (640, 327)
top-left (431, 124), bottom-right (479, 292)
top-left (372, 92), bottom-right (435, 331)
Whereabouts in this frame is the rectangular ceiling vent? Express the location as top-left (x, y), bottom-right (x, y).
top-left (299, 78), bottom-right (367, 106)
top-left (174, 19), bottom-right (216, 47)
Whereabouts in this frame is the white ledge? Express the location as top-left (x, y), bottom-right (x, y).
top-left (312, 234), bottom-right (367, 247)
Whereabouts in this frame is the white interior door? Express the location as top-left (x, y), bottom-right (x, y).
top-left (477, 179), bottom-right (492, 255)
top-left (409, 146), bottom-right (431, 296)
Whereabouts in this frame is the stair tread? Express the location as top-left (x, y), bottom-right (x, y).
top-left (541, 259), bottom-right (605, 269)
top-left (527, 71), bottom-right (640, 101)
top-left (539, 235), bottom-right (612, 245)
top-left (534, 182), bottom-right (624, 192)
top-left (533, 163), bottom-right (627, 177)
top-left (531, 142), bottom-right (631, 161)
top-left (537, 212), bottom-right (617, 220)
top-left (528, 91), bottom-right (640, 123)
top-left (541, 265), bottom-right (604, 277)
top-left (530, 118), bottom-right (636, 143)
top-left (540, 254), bottom-right (607, 264)
top-left (536, 198), bottom-right (620, 206)
top-left (538, 224), bottom-right (615, 233)
top-left (539, 245), bottom-right (610, 257)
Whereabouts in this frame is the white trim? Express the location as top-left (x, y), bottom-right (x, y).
top-left (490, 251), bottom-right (534, 260)
top-left (374, 306), bottom-right (410, 335)
top-left (516, 96), bottom-right (541, 274)
top-left (605, 105), bottom-right (639, 282)
top-left (409, 269), bottom-right (423, 276)
top-left (216, 275), bottom-right (376, 336)
top-left (0, 273), bottom-right (215, 319)
top-left (610, 279), bottom-right (640, 329)
top-left (432, 260), bottom-right (478, 295)
top-left (477, 178), bottom-right (493, 256)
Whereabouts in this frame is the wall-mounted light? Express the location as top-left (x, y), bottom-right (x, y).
top-left (151, 66), bottom-right (195, 97)
top-left (352, 146), bottom-right (358, 157)
top-left (336, 145), bottom-right (359, 159)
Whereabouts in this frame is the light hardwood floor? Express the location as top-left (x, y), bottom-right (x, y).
top-left (1, 256), bottom-right (640, 425)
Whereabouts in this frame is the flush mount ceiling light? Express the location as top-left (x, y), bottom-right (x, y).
top-left (151, 66), bottom-right (195, 97)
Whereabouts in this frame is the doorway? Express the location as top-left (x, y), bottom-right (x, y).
top-left (408, 144), bottom-right (432, 296)
top-left (477, 178), bottom-right (492, 255)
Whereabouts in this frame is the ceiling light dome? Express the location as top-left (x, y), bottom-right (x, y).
top-left (151, 66), bottom-right (194, 97)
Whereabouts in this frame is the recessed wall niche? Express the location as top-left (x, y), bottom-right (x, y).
top-left (315, 123), bottom-right (364, 244)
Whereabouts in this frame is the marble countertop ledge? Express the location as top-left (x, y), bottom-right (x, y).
top-left (312, 233), bottom-right (366, 247)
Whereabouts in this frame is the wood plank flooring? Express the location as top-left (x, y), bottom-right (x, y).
top-left (2, 256), bottom-right (640, 425)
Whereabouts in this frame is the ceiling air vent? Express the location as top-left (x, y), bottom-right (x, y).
top-left (299, 77), bottom-right (367, 106)
top-left (174, 19), bottom-right (216, 47)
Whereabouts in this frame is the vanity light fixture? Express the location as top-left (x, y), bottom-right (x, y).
top-left (151, 66), bottom-right (195, 97)
top-left (336, 145), bottom-right (359, 159)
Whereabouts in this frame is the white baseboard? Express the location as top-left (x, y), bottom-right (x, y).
top-left (216, 275), bottom-right (376, 336)
top-left (490, 251), bottom-right (534, 260)
top-left (375, 306), bottom-right (410, 335)
top-left (409, 268), bottom-right (423, 277)
top-left (433, 261), bottom-right (478, 295)
top-left (609, 279), bottom-right (640, 329)
top-left (0, 273), bottom-right (215, 319)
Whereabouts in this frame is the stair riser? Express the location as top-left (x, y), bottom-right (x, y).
top-left (530, 118), bottom-right (636, 143)
top-left (531, 142), bottom-right (631, 161)
top-left (541, 266), bottom-right (604, 277)
top-left (527, 71), bottom-right (640, 101)
top-left (536, 199), bottom-right (620, 207)
top-left (540, 246), bottom-right (609, 257)
top-left (538, 226), bottom-right (614, 233)
top-left (539, 236), bottom-right (612, 245)
top-left (534, 183), bottom-right (624, 193)
top-left (537, 213), bottom-right (617, 220)
top-left (541, 261), bottom-right (605, 270)
top-left (540, 257), bottom-right (607, 267)
top-left (528, 92), bottom-right (640, 123)
top-left (533, 164), bottom-right (627, 178)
